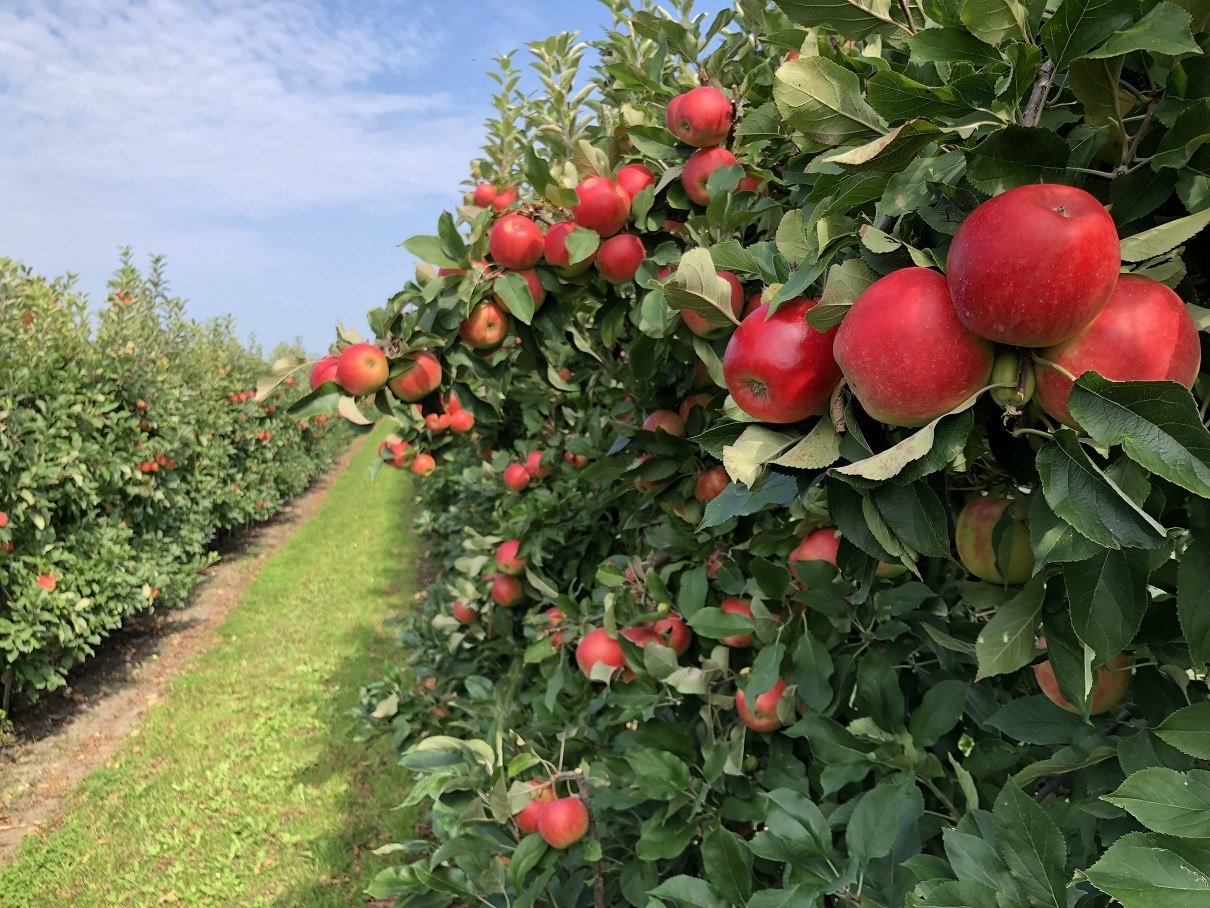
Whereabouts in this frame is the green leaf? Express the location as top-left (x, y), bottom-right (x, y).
top-left (870, 481), bottom-right (951, 557)
top-left (1041, 0), bottom-right (1137, 68)
top-left (403, 234), bottom-right (459, 268)
top-left (910, 27), bottom-right (1008, 66)
top-left (1119, 205), bottom-right (1210, 261)
top-left (833, 405), bottom-right (975, 482)
top-left (1086, 833), bottom-right (1210, 907)
top-left (775, 209), bottom-right (813, 267)
top-left (790, 629), bottom-right (834, 712)
top-left (993, 783), bottom-right (1067, 908)
top-left (975, 577), bottom-right (1044, 680)
top-left (866, 71), bottom-right (973, 123)
top-left (819, 120), bottom-right (945, 173)
top-left (986, 695), bottom-right (1088, 744)
top-left (563, 227), bottom-right (600, 266)
top-left (909, 680), bottom-right (969, 747)
top-left (646, 874), bottom-right (728, 908)
top-left (665, 248), bottom-right (740, 329)
top-left (699, 472), bottom-right (799, 530)
top-left (1029, 492), bottom-right (1106, 568)
top-left (1086, 1), bottom-right (1202, 59)
top-left (846, 775), bottom-right (924, 862)
top-left (493, 271), bottom-right (535, 325)
top-left (701, 826), bottom-right (752, 904)
top-left (1105, 768), bottom-right (1210, 837)
top-left (1179, 537), bottom-right (1210, 669)
top-left (966, 126), bottom-right (1070, 195)
top-left (1064, 548), bottom-right (1151, 666)
top-left (723, 425), bottom-right (797, 487)
top-left (1156, 703), bottom-right (1210, 758)
top-left (911, 879), bottom-right (1001, 908)
top-left (636, 812), bottom-right (699, 861)
top-left (808, 258), bottom-right (879, 331)
top-left (626, 749), bottom-right (693, 800)
top-left (687, 607), bottom-right (753, 639)
top-left (1068, 375), bottom-right (1210, 499)
top-left (961, 0), bottom-right (1029, 45)
top-left (774, 0), bottom-right (913, 38)
top-left (1035, 429), bottom-right (1167, 551)
top-left (773, 56), bottom-right (887, 145)
top-left (770, 420), bottom-right (842, 471)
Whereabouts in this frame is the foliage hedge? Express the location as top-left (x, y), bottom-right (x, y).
top-left (278, 0), bottom-right (1210, 904)
top-left (0, 252), bottom-right (347, 711)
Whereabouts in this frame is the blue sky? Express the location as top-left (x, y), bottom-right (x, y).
top-left (0, 0), bottom-right (728, 356)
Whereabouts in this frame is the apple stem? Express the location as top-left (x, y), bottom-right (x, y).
top-left (1023, 59), bottom-right (1056, 128)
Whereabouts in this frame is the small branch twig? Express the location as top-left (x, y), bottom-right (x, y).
top-left (1023, 59), bottom-right (1056, 128)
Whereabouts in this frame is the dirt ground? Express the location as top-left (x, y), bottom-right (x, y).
top-left (0, 440), bottom-right (362, 863)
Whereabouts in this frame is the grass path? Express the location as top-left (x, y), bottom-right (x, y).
top-left (0, 426), bottom-right (419, 906)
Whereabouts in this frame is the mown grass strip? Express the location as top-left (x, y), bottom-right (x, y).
top-left (0, 425), bottom-right (418, 907)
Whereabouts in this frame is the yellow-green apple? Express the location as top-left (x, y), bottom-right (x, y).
top-left (1034, 641), bottom-right (1131, 715)
top-left (666, 86), bottom-right (733, 147)
top-left (576, 627), bottom-right (626, 680)
top-left (723, 298), bottom-right (841, 423)
top-left (544, 221), bottom-right (595, 275)
top-left (489, 214), bottom-right (545, 270)
top-left (947, 184), bottom-right (1121, 347)
top-left (308, 354), bottom-right (340, 390)
top-left (337, 343), bottom-right (389, 396)
top-left (503, 462), bottom-right (531, 491)
top-left (571, 176), bottom-right (631, 237)
top-left (452, 600), bottom-right (476, 625)
top-left (1035, 274), bottom-right (1202, 427)
top-left (459, 301), bottom-right (511, 349)
top-left (388, 350), bottom-right (442, 401)
top-left (496, 539), bottom-right (526, 576)
top-left (720, 597), bottom-right (754, 647)
top-left (682, 270), bottom-right (743, 338)
top-left (595, 233), bottom-right (645, 283)
top-left (682, 146), bottom-right (738, 205)
top-left (694, 467), bottom-right (730, 502)
top-left (537, 796), bottom-right (590, 849)
top-left (834, 268), bottom-right (995, 426)
top-left (472, 182), bottom-right (497, 206)
top-left (737, 678), bottom-right (788, 732)
top-left (616, 162), bottom-right (655, 200)
top-left (642, 410), bottom-right (685, 436)
top-left (955, 497), bottom-right (1034, 585)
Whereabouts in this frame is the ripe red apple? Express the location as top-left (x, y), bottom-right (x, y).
top-left (666, 86), bottom-right (733, 147)
top-left (652, 613), bottom-right (693, 654)
top-left (524, 450), bottom-right (550, 478)
top-left (36, 573), bottom-right (57, 592)
top-left (472, 182), bottom-right (497, 207)
top-left (309, 355), bottom-right (340, 390)
top-left (0, 511), bottom-right (7, 528)
top-left (723, 298), bottom-right (841, 423)
top-left (544, 221), bottom-right (596, 275)
top-left (737, 172), bottom-right (764, 193)
top-left (491, 186), bottom-right (519, 210)
top-left (682, 147), bottom-right (738, 205)
top-left (789, 527), bottom-right (840, 587)
top-left (496, 539), bottom-right (527, 576)
top-left (720, 597), bottom-right (754, 647)
top-left (503, 463), bottom-right (531, 491)
top-left (410, 453), bottom-right (437, 476)
top-left (537, 796), bottom-right (590, 849)
top-left (494, 268), bottom-right (546, 314)
top-left (491, 573), bottom-right (523, 607)
top-left (572, 176), bottom-right (631, 237)
top-left (336, 344), bottom-right (389, 396)
top-left (459, 301), bottom-right (511, 350)
top-left (679, 393), bottom-right (713, 422)
top-left (743, 292), bottom-right (762, 317)
top-left (642, 410), bottom-right (685, 436)
top-left (694, 467), bottom-right (730, 502)
top-left (955, 497), bottom-right (1034, 585)
top-left (622, 625), bottom-right (663, 649)
top-left (449, 409), bottom-right (475, 433)
top-left (388, 350), bottom-right (442, 402)
top-left (682, 271), bottom-right (744, 339)
top-left (595, 233), bottom-right (645, 283)
top-left (545, 608), bottom-right (567, 647)
top-left (948, 184), bottom-right (1121, 347)
top-left (452, 600), bottom-right (476, 625)
top-left (515, 781), bottom-right (555, 834)
top-left (1034, 643), bottom-right (1131, 715)
top-left (834, 268), bottom-right (995, 427)
top-left (1035, 274), bottom-right (1202, 427)
top-left (564, 450), bottom-right (589, 468)
top-left (737, 678), bottom-right (788, 732)
top-left (576, 627), bottom-right (626, 680)
top-left (489, 214), bottom-right (545, 270)
top-left (616, 162), bottom-right (655, 200)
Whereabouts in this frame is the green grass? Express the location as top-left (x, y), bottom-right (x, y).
top-left (0, 426), bottom-right (420, 906)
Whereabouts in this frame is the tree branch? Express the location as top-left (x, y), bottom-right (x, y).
top-left (1023, 59), bottom-right (1056, 128)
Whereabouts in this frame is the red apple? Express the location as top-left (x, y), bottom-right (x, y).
top-left (571, 176), bottom-right (631, 238)
top-left (491, 186), bottom-right (519, 210)
top-left (524, 450), bottom-right (550, 478)
top-left (955, 497), bottom-right (1034, 585)
top-left (496, 539), bottom-right (527, 576)
top-left (36, 573), bottom-right (56, 592)
top-left (595, 233), bottom-right (645, 283)
top-left (544, 221), bottom-right (596, 275)
top-left (576, 627), bottom-right (626, 680)
top-left (515, 781), bottom-right (555, 834)
top-left (682, 271), bottom-right (744, 339)
top-left (489, 214), bottom-right (545, 270)
top-left (459, 301), bottom-right (511, 350)
top-left (743, 291), bottom-right (762, 317)
top-left (652, 613), bottom-right (693, 654)
top-left (1034, 643), bottom-right (1131, 715)
top-left (491, 574), bottom-right (523, 607)
top-left (472, 182), bottom-right (497, 207)
top-left (694, 467), bottom-right (730, 502)
top-left (737, 678), bottom-right (788, 732)
top-left (494, 268), bottom-right (546, 314)
top-left (537, 796), bottom-right (590, 849)
top-left (834, 268), bottom-right (995, 427)
top-left (564, 450), bottom-right (589, 468)
top-left (789, 527), bottom-right (840, 587)
top-left (720, 597), bottom-right (754, 647)
top-left (616, 162), bottom-right (655, 200)
top-left (503, 463), bottom-right (532, 491)
top-left (666, 86), bottom-right (733, 148)
top-left (948, 184), bottom-right (1121, 347)
top-left (682, 147), bottom-right (738, 205)
top-left (452, 600), bottom-right (476, 625)
top-left (545, 608), bottom-right (567, 647)
top-left (388, 350), bottom-right (442, 402)
top-left (679, 393), bottom-right (713, 422)
top-left (737, 172), bottom-right (764, 193)
top-left (449, 409), bottom-right (475, 433)
top-left (723, 298), bottom-right (841, 423)
top-left (0, 511), bottom-right (7, 528)
top-left (621, 625), bottom-right (663, 649)
top-left (1035, 274), bottom-right (1202, 427)
top-left (411, 453), bottom-right (437, 476)
top-left (337, 344), bottom-right (389, 396)
top-left (309, 355), bottom-right (340, 390)
top-left (642, 410), bottom-right (685, 436)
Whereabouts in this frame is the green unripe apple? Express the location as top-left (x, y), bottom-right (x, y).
top-left (955, 497), bottom-right (1034, 584)
top-left (989, 349), bottom-right (1035, 412)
